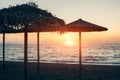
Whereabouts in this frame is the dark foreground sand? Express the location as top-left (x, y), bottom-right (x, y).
top-left (0, 61), bottom-right (120, 80)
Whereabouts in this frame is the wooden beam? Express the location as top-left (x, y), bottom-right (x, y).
top-left (3, 33), bottom-right (5, 71)
top-left (79, 32), bottom-right (82, 79)
top-left (24, 31), bottom-right (28, 80)
top-left (37, 32), bottom-right (40, 74)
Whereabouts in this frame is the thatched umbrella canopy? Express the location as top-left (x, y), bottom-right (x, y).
top-left (17, 16), bottom-right (65, 32)
top-left (0, 2), bottom-right (65, 80)
top-left (0, 2), bottom-right (65, 30)
top-left (67, 19), bottom-right (107, 32)
top-left (66, 18), bottom-right (108, 78)
top-left (0, 26), bottom-right (16, 33)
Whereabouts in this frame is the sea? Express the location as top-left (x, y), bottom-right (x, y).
top-left (0, 43), bottom-right (120, 65)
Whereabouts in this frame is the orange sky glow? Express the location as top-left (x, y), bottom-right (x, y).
top-left (0, 0), bottom-right (120, 44)
top-left (0, 31), bottom-right (119, 45)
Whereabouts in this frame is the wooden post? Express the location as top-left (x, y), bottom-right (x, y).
top-left (3, 33), bottom-right (5, 71)
top-left (24, 31), bottom-right (28, 80)
top-left (79, 32), bottom-right (82, 79)
top-left (37, 32), bottom-right (40, 74)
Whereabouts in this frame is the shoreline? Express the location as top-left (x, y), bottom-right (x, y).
top-left (0, 61), bottom-right (120, 80)
top-left (2, 60), bottom-right (120, 66)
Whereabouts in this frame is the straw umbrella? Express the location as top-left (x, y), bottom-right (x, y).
top-left (0, 26), bottom-right (16, 70)
top-left (66, 18), bottom-right (108, 78)
top-left (18, 16), bottom-right (65, 75)
top-left (0, 2), bottom-right (65, 80)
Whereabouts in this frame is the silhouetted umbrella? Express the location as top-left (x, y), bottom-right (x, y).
top-left (67, 19), bottom-right (107, 32)
top-left (66, 18), bottom-right (108, 78)
top-left (0, 2), bottom-right (65, 30)
top-left (0, 26), bottom-right (16, 70)
top-left (0, 2), bottom-right (65, 80)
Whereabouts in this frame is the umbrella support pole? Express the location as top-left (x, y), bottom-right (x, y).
top-left (24, 31), bottom-right (28, 80)
top-left (79, 32), bottom-right (82, 80)
top-left (37, 32), bottom-right (40, 74)
top-left (3, 33), bottom-right (5, 71)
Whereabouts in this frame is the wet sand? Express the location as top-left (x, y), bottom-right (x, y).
top-left (0, 61), bottom-right (120, 80)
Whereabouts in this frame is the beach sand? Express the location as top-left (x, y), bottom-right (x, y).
top-left (0, 61), bottom-right (120, 80)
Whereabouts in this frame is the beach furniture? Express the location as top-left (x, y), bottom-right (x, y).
top-left (66, 18), bottom-right (108, 79)
top-left (0, 2), bottom-right (65, 80)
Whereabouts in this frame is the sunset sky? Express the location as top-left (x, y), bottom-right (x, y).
top-left (0, 0), bottom-right (120, 44)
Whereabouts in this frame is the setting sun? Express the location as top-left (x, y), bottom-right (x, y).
top-left (65, 40), bottom-right (74, 46)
